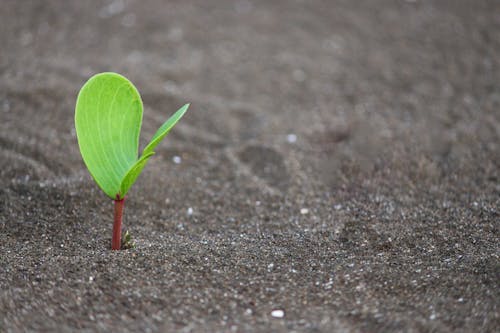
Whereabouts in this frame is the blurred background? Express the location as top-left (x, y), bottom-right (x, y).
top-left (1, 0), bottom-right (498, 191)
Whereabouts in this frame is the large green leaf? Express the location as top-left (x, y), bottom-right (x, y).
top-left (75, 72), bottom-right (189, 199)
top-left (75, 72), bottom-right (143, 198)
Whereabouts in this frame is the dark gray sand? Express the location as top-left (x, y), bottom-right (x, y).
top-left (1, 1), bottom-right (499, 332)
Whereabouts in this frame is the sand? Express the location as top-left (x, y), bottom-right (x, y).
top-left (0, 0), bottom-right (499, 332)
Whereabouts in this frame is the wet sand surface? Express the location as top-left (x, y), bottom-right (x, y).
top-left (0, 1), bottom-right (499, 332)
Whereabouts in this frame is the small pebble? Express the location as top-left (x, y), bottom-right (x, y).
top-left (271, 309), bottom-right (285, 318)
top-left (286, 133), bottom-right (297, 143)
top-left (300, 208), bottom-right (309, 215)
top-left (187, 207), bottom-right (193, 216)
top-left (173, 155), bottom-right (182, 164)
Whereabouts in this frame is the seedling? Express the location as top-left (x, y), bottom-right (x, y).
top-left (121, 230), bottom-right (135, 249)
top-left (75, 72), bottom-right (189, 250)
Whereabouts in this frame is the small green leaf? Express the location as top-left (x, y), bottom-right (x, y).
top-left (121, 230), bottom-right (135, 249)
top-left (119, 152), bottom-right (154, 197)
top-left (143, 103), bottom-right (189, 156)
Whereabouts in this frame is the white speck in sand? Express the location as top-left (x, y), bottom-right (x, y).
top-left (164, 81), bottom-right (181, 95)
top-left (187, 207), bottom-right (193, 216)
top-left (271, 309), bottom-right (285, 318)
top-left (286, 133), bottom-right (297, 143)
top-left (98, 0), bottom-right (125, 18)
top-left (300, 208), bottom-right (309, 215)
top-left (173, 155), bottom-right (182, 164)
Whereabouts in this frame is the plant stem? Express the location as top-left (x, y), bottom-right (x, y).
top-left (112, 196), bottom-right (125, 250)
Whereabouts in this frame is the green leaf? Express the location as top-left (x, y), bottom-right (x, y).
top-left (75, 72), bottom-right (143, 198)
top-left (75, 72), bottom-right (189, 199)
top-left (119, 152), bottom-right (154, 197)
top-left (143, 103), bottom-right (189, 156)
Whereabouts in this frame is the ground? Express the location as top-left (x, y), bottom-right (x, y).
top-left (0, 0), bottom-right (499, 332)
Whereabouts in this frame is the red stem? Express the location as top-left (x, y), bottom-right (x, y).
top-left (112, 195), bottom-right (125, 250)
